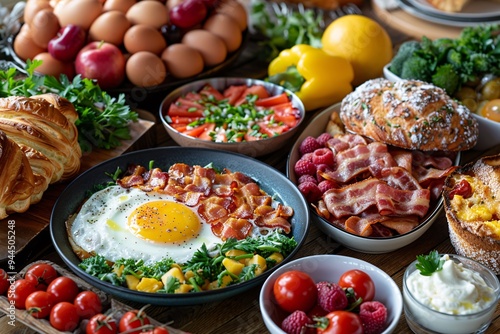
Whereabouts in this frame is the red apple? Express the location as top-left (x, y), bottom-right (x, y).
top-left (48, 24), bottom-right (86, 62)
top-left (75, 41), bottom-right (126, 89)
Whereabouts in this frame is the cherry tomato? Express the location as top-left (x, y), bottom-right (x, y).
top-left (338, 269), bottom-right (375, 302)
top-left (142, 327), bottom-right (170, 334)
top-left (169, 0), bottom-right (207, 29)
top-left (480, 99), bottom-right (500, 122)
top-left (50, 301), bottom-right (80, 331)
top-left (273, 270), bottom-right (318, 313)
top-left (317, 310), bottom-right (363, 334)
top-left (74, 290), bottom-right (102, 319)
top-left (25, 263), bottom-right (58, 290)
top-left (8, 279), bottom-right (37, 309)
top-left (25, 290), bottom-right (54, 319)
top-left (87, 313), bottom-right (118, 334)
top-left (0, 269), bottom-right (9, 295)
top-left (449, 179), bottom-right (473, 200)
top-left (46, 276), bottom-right (79, 304)
top-left (119, 308), bottom-right (151, 334)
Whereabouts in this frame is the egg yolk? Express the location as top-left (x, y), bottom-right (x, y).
top-left (128, 200), bottom-right (201, 243)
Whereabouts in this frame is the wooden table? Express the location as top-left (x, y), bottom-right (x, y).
top-left (1, 2), bottom-right (499, 333)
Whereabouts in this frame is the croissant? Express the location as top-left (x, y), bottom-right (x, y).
top-left (0, 94), bottom-right (82, 219)
top-left (0, 130), bottom-right (35, 219)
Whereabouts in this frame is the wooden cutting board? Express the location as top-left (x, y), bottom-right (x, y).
top-left (0, 112), bottom-right (156, 263)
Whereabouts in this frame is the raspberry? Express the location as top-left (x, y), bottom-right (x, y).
top-left (298, 182), bottom-right (322, 203)
top-left (281, 310), bottom-right (315, 334)
top-left (316, 132), bottom-right (333, 147)
top-left (312, 148), bottom-right (334, 166)
top-left (298, 174), bottom-right (317, 185)
top-left (301, 152), bottom-right (314, 162)
top-left (318, 180), bottom-right (337, 193)
top-left (294, 159), bottom-right (316, 177)
top-left (299, 136), bottom-right (321, 155)
top-left (359, 301), bottom-right (388, 334)
top-left (316, 281), bottom-right (348, 312)
top-left (315, 164), bottom-right (333, 182)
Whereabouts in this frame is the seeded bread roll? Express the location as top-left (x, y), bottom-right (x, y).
top-left (443, 154), bottom-right (500, 275)
top-left (340, 78), bottom-right (479, 151)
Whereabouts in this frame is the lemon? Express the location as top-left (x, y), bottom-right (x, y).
top-left (321, 15), bottom-right (393, 86)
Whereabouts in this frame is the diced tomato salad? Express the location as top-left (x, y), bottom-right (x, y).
top-left (166, 84), bottom-right (302, 143)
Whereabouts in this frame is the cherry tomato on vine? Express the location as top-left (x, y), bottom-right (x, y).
top-left (74, 290), bottom-right (102, 319)
top-left (87, 313), bottom-right (118, 334)
top-left (273, 270), bottom-right (318, 313)
top-left (24, 263), bottom-right (58, 290)
top-left (50, 301), bottom-right (80, 331)
top-left (8, 279), bottom-right (37, 309)
top-left (0, 269), bottom-right (9, 295)
top-left (338, 269), bottom-right (375, 302)
top-left (25, 290), bottom-right (54, 319)
top-left (119, 308), bottom-right (151, 334)
top-left (316, 310), bottom-right (363, 334)
top-left (46, 276), bottom-right (79, 304)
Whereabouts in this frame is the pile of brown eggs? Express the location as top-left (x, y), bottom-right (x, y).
top-left (15, 0), bottom-right (247, 88)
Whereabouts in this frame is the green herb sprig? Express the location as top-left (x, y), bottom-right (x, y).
top-left (415, 250), bottom-right (444, 276)
top-left (0, 59), bottom-right (138, 152)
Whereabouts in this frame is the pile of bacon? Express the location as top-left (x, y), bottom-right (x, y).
top-left (117, 163), bottom-right (293, 240)
top-left (297, 133), bottom-right (457, 237)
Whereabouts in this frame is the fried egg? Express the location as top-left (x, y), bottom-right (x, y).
top-left (70, 186), bottom-right (220, 264)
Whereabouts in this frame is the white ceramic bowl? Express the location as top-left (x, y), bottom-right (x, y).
top-left (403, 254), bottom-right (500, 334)
top-left (383, 64), bottom-right (500, 151)
top-left (286, 104), bottom-right (453, 254)
top-left (259, 254), bottom-right (403, 334)
top-left (159, 77), bottom-right (305, 157)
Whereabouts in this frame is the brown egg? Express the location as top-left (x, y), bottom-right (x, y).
top-left (203, 14), bottom-right (242, 53)
top-left (30, 9), bottom-right (60, 49)
top-left (53, 0), bottom-right (103, 30)
top-left (33, 52), bottom-right (75, 78)
top-left (103, 0), bottom-right (137, 13)
top-left (161, 44), bottom-right (204, 78)
top-left (215, 0), bottom-right (248, 31)
top-left (13, 25), bottom-right (46, 61)
top-left (24, 0), bottom-right (52, 25)
top-left (126, 51), bottom-right (167, 87)
top-left (89, 11), bottom-right (131, 46)
top-left (182, 30), bottom-right (227, 67)
top-left (126, 1), bottom-right (169, 29)
top-left (123, 24), bottom-right (167, 55)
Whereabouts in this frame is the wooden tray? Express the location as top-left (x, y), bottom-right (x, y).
top-left (0, 112), bottom-right (156, 263)
top-left (0, 260), bottom-right (188, 334)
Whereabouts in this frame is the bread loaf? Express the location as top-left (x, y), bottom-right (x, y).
top-left (340, 78), bottom-right (479, 151)
top-left (0, 94), bottom-right (82, 219)
top-left (443, 154), bottom-right (500, 275)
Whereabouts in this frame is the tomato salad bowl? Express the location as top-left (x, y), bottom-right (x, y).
top-left (159, 77), bottom-right (305, 157)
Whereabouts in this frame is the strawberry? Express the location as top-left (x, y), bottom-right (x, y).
top-left (281, 310), bottom-right (315, 334)
top-left (316, 281), bottom-right (348, 312)
top-left (359, 301), bottom-right (388, 334)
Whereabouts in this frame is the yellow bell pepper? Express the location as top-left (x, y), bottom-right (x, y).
top-left (267, 44), bottom-right (354, 111)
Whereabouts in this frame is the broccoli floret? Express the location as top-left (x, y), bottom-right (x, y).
top-left (389, 40), bottom-right (422, 76)
top-left (400, 55), bottom-right (432, 82)
top-left (470, 53), bottom-right (493, 73)
top-left (432, 38), bottom-right (455, 62)
top-left (431, 64), bottom-right (461, 95)
top-left (446, 49), bottom-right (463, 70)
